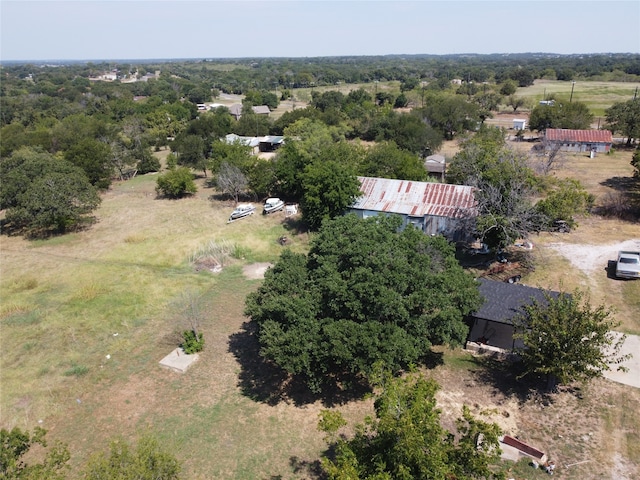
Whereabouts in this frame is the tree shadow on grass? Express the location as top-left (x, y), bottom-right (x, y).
top-left (600, 176), bottom-right (639, 193)
top-left (470, 355), bottom-right (550, 405)
top-left (228, 321), bottom-right (373, 407)
top-left (289, 456), bottom-right (324, 479)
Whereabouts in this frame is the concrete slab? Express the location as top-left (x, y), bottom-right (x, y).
top-left (159, 348), bottom-right (199, 373)
top-left (603, 332), bottom-right (640, 389)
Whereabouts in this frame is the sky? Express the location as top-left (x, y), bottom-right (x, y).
top-left (1, 0), bottom-right (639, 61)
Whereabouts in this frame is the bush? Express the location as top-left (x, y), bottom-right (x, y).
top-left (156, 167), bottom-right (196, 198)
top-left (137, 155), bottom-right (161, 174)
top-left (181, 330), bottom-right (204, 354)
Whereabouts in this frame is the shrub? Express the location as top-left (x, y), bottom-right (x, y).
top-left (181, 330), bottom-right (204, 354)
top-left (137, 155), bottom-right (161, 174)
top-left (156, 167), bottom-right (196, 198)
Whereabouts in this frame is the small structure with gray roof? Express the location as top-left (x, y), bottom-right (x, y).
top-left (466, 278), bottom-right (561, 352)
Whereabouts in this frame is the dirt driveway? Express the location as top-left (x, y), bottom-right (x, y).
top-left (545, 238), bottom-right (640, 389)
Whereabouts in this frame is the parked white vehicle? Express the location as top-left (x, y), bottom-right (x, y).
top-left (228, 203), bottom-right (256, 222)
top-left (263, 198), bottom-right (285, 214)
top-left (616, 251), bottom-right (640, 279)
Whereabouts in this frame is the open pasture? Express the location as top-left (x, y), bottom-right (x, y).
top-left (1, 86), bottom-right (639, 478)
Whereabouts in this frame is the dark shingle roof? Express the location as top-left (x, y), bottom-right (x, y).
top-left (473, 278), bottom-right (560, 325)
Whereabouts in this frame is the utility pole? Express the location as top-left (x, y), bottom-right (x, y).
top-left (570, 81), bottom-right (576, 103)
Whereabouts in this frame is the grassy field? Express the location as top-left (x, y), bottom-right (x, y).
top-left (514, 79), bottom-right (640, 117)
top-left (2, 98), bottom-right (639, 478)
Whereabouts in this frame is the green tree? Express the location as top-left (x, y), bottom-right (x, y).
top-left (245, 215), bottom-right (482, 393)
top-left (365, 111), bottom-right (442, 158)
top-left (1, 148), bottom-right (101, 235)
top-left (506, 95), bottom-right (525, 113)
top-left (171, 134), bottom-right (207, 175)
top-left (514, 289), bottom-right (630, 391)
top-left (274, 118), bottom-right (350, 200)
top-left (83, 435), bottom-right (180, 480)
top-left (605, 99), bottom-right (640, 146)
top-left (155, 167), bottom-right (197, 198)
top-left (528, 101), bottom-right (593, 131)
top-left (208, 140), bottom-right (252, 174)
top-left (300, 156), bottom-right (361, 230)
top-left (64, 138), bottom-right (112, 189)
top-left (359, 141), bottom-right (427, 181)
top-left (394, 92), bottom-right (409, 108)
top-left (319, 374), bottom-right (502, 480)
top-left (418, 94), bottom-right (480, 140)
top-left (535, 178), bottom-right (594, 229)
top-left (499, 80), bottom-right (517, 96)
top-left (0, 427), bottom-right (70, 480)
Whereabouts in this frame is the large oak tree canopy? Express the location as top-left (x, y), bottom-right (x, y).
top-left (245, 215), bottom-right (482, 393)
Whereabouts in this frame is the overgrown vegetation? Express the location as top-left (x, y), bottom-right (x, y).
top-left (1, 54), bottom-right (639, 479)
top-left (245, 214), bottom-right (482, 393)
top-left (514, 288), bottom-right (630, 391)
top-left (319, 373), bottom-right (503, 479)
top-left (0, 427), bottom-right (70, 479)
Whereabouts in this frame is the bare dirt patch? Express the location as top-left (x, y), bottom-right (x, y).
top-left (242, 262), bottom-right (272, 280)
top-left (545, 239), bottom-right (640, 276)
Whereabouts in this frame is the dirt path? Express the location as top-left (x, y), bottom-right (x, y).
top-left (545, 239), bottom-right (640, 276)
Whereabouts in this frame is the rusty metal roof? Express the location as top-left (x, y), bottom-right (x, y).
top-left (545, 129), bottom-right (612, 143)
top-left (352, 177), bottom-right (477, 219)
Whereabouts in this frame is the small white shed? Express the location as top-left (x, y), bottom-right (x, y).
top-left (513, 119), bottom-right (526, 131)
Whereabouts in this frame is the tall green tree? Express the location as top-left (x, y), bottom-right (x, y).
top-left (418, 94), bottom-right (480, 140)
top-left (514, 289), bottom-right (630, 391)
top-left (245, 215), bottom-right (482, 393)
top-left (605, 98), bottom-right (640, 146)
top-left (359, 141), bottom-right (427, 181)
top-left (64, 138), bottom-right (113, 189)
top-left (273, 118), bottom-right (351, 200)
top-left (319, 374), bottom-right (503, 480)
top-left (528, 101), bottom-right (593, 131)
top-left (1, 148), bottom-right (101, 235)
top-left (171, 134), bottom-right (207, 175)
top-left (300, 157), bottom-right (361, 230)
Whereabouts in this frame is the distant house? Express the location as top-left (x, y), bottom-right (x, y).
top-left (544, 128), bottom-right (613, 154)
top-left (466, 279), bottom-right (561, 352)
top-left (348, 177), bottom-right (476, 240)
top-left (228, 104), bottom-right (270, 120)
top-left (224, 134), bottom-right (260, 155)
top-left (252, 105), bottom-right (271, 116)
top-left (424, 154), bottom-right (446, 181)
top-left (229, 104), bottom-right (243, 120)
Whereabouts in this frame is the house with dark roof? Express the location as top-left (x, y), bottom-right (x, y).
top-left (348, 176), bottom-right (477, 240)
top-left (544, 128), bottom-right (613, 154)
top-left (466, 278), bottom-right (561, 352)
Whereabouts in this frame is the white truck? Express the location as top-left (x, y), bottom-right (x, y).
top-left (615, 251), bottom-right (640, 279)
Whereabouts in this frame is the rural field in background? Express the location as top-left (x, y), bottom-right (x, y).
top-left (1, 83), bottom-right (639, 479)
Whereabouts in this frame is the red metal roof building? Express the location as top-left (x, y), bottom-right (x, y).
top-left (349, 177), bottom-right (477, 240)
top-left (544, 128), bottom-right (613, 153)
